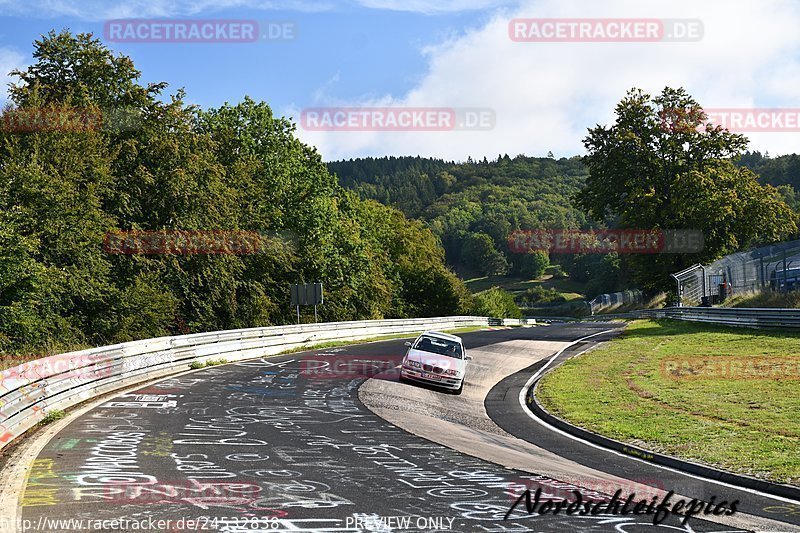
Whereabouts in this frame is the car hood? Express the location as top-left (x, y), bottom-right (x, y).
top-left (405, 349), bottom-right (466, 372)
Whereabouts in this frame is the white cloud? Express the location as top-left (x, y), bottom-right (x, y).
top-left (0, 47), bottom-right (26, 106)
top-left (293, 0), bottom-right (800, 160)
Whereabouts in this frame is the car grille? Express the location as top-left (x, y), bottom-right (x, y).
top-left (422, 364), bottom-right (444, 374)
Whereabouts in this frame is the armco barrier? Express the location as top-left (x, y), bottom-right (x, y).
top-left (489, 318), bottom-right (535, 326)
top-left (637, 307), bottom-right (800, 328)
top-left (0, 316), bottom-right (488, 450)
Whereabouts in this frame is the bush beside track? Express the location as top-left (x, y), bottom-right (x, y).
top-left (537, 319), bottom-right (800, 486)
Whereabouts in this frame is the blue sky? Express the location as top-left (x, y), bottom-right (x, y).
top-left (0, 3), bottom-right (500, 108)
top-left (0, 0), bottom-right (798, 161)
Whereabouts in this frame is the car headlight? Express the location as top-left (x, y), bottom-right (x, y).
top-left (405, 360), bottom-right (421, 368)
top-left (444, 369), bottom-right (461, 376)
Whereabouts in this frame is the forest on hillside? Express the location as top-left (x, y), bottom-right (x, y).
top-left (330, 155), bottom-right (591, 276)
top-left (331, 143), bottom-right (800, 295)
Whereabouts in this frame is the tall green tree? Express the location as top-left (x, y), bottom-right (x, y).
top-left (520, 250), bottom-right (549, 279)
top-left (577, 87), bottom-right (798, 291)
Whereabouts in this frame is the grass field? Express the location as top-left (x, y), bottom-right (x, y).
top-left (723, 290), bottom-right (800, 309)
top-left (537, 319), bottom-right (800, 485)
top-left (464, 271), bottom-right (586, 300)
top-left (465, 272), bottom-right (589, 317)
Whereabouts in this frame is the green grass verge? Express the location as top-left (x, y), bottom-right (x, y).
top-left (465, 274), bottom-right (585, 298)
top-left (723, 290), bottom-right (800, 309)
top-left (38, 410), bottom-right (67, 426)
top-left (537, 319), bottom-right (800, 485)
top-left (189, 358), bottom-right (229, 369)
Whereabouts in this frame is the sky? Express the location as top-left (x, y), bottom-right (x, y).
top-left (0, 0), bottom-right (799, 161)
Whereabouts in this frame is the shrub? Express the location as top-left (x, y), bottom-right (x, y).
top-left (517, 286), bottom-right (566, 306)
top-left (190, 358), bottom-right (229, 370)
top-left (39, 410), bottom-right (66, 425)
top-left (474, 287), bottom-right (522, 318)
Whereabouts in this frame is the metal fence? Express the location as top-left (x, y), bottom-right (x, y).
top-left (671, 239), bottom-right (800, 305)
top-left (588, 290), bottom-right (643, 314)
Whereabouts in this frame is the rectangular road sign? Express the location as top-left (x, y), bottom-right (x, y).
top-left (291, 283), bottom-right (323, 306)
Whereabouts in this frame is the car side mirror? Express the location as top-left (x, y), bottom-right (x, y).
top-left (404, 341), bottom-right (413, 347)
top-left (465, 355), bottom-right (473, 361)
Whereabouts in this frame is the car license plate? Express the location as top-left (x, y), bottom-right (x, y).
top-left (420, 372), bottom-right (441, 380)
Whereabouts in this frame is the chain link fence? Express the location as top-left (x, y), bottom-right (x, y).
top-left (672, 239), bottom-right (800, 305)
top-left (588, 290), bottom-right (643, 314)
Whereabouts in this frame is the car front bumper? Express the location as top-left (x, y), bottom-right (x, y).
top-left (400, 367), bottom-right (462, 390)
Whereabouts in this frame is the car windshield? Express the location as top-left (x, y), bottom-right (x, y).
top-left (413, 335), bottom-right (463, 359)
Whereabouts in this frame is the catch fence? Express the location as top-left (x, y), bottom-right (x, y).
top-left (671, 239), bottom-right (800, 305)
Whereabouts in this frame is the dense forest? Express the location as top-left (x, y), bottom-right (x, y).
top-left (331, 155), bottom-right (639, 295)
top-left (0, 31), bottom-right (473, 356)
top-left (738, 151), bottom-right (800, 212)
top-left (331, 133), bottom-right (799, 295)
top-left (330, 155), bottom-right (591, 277)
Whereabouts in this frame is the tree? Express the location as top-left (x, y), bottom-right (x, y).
top-left (473, 287), bottom-right (521, 318)
top-left (520, 250), bottom-right (549, 279)
top-left (577, 87), bottom-right (798, 291)
top-left (460, 232), bottom-right (508, 276)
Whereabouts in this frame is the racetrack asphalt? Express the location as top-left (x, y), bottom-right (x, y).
top-left (14, 322), bottom-right (799, 532)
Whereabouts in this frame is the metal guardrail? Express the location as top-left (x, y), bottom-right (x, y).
top-left (488, 318), bottom-right (536, 326)
top-left (0, 316), bottom-right (488, 450)
top-left (637, 307), bottom-right (800, 328)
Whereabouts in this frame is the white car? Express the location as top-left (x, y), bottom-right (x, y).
top-left (399, 331), bottom-right (471, 394)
